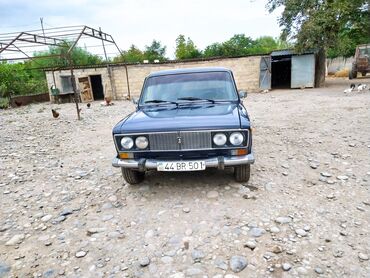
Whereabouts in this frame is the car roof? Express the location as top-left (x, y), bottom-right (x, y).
top-left (147, 67), bottom-right (233, 77)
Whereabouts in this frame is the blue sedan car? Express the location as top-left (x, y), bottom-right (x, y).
top-left (112, 67), bottom-right (254, 184)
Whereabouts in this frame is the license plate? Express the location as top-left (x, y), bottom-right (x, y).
top-left (157, 161), bottom-right (206, 171)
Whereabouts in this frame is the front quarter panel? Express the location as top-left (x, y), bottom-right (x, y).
top-left (238, 103), bottom-right (250, 129)
top-left (112, 113), bottom-right (133, 134)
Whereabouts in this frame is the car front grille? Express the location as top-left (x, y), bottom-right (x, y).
top-left (149, 132), bottom-right (179, 151)
top-left (149, 131), bottom-right (212, 151)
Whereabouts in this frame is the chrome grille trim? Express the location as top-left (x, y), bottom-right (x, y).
top-left (148, 131), bottom-right (212, 151)
top-left (180, 131), bottom-right (211, 150)
top-left (149, 132), bottom-right (179, 151)
top-left (114, 129), bottom-right (249, 152)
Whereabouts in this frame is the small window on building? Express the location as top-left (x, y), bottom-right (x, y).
top-left (60, 76), bottom-right (75, 93)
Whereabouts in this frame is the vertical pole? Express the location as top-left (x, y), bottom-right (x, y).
top-left (52, 70), bottom-right (56, 85)
top-left (40, 18), bottom-right (46, 43)
top-left (124, 65), bottom-right (131, 99)
top-left (67, 54), bottom-right (81, 120)
top-left (51, 70), bottom-right (58, 104)
top-left (100, 27), bottom-right (114, 100)
top-left (99, 27), bottom-right (108, 62)
top-left (107, 65), bottom-right (116, 100)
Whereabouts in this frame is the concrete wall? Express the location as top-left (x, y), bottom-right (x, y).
top-left (45, 55), bottom-right (262, 102)
top-left (327, 57), bottom-right (354, 74)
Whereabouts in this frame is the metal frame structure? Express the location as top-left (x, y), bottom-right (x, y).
top-left (0, 25), bottom-right (123, 119)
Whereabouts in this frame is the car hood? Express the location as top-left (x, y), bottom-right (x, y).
top-left (114, 103), bottom-right (242, 133)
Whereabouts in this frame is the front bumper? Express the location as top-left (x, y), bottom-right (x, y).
top-left (112, 153), bottom-right (255, 171)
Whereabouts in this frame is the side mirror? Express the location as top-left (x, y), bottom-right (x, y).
top-left (239, 90), bottom-right (247, 99)
top-left (132, 97), bottom-right (139, 104)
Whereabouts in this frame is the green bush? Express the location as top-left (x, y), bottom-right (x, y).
top-left (0, 97), bottom-right (9, 109)
top-left (0, 62), bottom-right (47, 98)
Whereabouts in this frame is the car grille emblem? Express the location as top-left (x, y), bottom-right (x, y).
top-left (177, 136), bottom-right (182, 145)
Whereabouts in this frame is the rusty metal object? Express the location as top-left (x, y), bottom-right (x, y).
top-left (0, 25), bottom-right (122, 119)
top-left (349, 44), bottom-right (370, 79)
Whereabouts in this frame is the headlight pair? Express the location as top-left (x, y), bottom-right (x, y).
top-left (121, 136), bottom-right (148, 150)
top-left (213, 132), bottom-right (244, 146)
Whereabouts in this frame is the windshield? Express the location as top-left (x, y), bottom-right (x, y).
top-left (140, 71), bottom-right (238, 105)
top-left (359, 47), bottom-right (370, 57)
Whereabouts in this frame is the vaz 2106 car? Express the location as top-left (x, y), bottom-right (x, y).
top-left (112, 67), bottom-right (255, 184)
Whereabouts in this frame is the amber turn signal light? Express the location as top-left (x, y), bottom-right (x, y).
top-left (119, 152), bottom-right (133, 159)
top-left (236, 149), bottom-right (248, 156)
top-left (231, 149), bottom-right (248, 156)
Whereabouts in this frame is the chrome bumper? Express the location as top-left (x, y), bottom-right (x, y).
top-left (112, 153), bottom-right (255, 170)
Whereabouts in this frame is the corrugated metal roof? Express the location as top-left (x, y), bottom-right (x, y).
top-left (271, 49), bottom-right (316, 57)
top-left (271, 49), bottom-right (295, 56)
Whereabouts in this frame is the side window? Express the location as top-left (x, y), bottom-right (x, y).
top-left (60, 76), bottom-right (75, 93)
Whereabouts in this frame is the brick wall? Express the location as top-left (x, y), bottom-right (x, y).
top-left (45, 55), bottom-right (262, 102)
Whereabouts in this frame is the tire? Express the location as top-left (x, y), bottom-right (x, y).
top-left (361, 72), bottom-right (367, 77)
top-left (234, 164), bottom-right (251, 183)
top-left (121, 168), bottom-right (145, 184)
top-left (349, 71), bottom-right (353, 79)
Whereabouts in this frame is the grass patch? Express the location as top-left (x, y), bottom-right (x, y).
top-left (0, 97), bottom-right (9, 109)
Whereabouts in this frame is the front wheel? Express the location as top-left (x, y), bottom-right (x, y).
top-left (121, 168), bottom-right (145, 184)
top-left (234, 164), bottom-right (251, 183)
top-left (361, 72), bottom-right (367, 77)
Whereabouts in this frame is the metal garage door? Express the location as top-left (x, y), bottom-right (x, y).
top-left (259, 56), bottom-right (271, 90)
top-left (291, 54), bottom-right (315, 88)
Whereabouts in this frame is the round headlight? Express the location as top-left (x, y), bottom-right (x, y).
top-left (229, 132), bottom-right (244, 146)
top-left (135, 136), bottom-right (149, 149)
top-left (213, 133), bottom-right (227, 146)
top-left (121, 137), bottom-right (134, 149)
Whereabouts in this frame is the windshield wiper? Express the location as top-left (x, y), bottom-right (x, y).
top-left (144, 99), bottom-right (178, 105)
top-left (177, 97), bottom-right (215, 103)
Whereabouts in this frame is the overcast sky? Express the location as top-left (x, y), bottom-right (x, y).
top-left (0, 0), bottom-right (283, 59)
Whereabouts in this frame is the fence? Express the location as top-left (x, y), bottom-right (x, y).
top-left (10, 93), bottom-right (50, 107)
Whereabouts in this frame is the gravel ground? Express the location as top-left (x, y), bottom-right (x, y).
top-left (0, 78), bottom-right (369, 278)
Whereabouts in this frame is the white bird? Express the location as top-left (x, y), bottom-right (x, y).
top-left (357, 84), bottom-right (367, 92)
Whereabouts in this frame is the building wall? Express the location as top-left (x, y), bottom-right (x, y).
top-left (326, 57), bottom-right (354, 74)
top-left (45, 55), bottom-right (262, 102)
top-left (46, 67), bottom-right (113, 102)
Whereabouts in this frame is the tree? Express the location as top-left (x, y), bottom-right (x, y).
top-left (222, 34), bottom-right (255, 56)
top-left (267, 0), bottom-right (370, 57)
top-left (250, 36), bottom-right (278, 54)
top-left (0, 62), bottom-right (47, 99)
top-left (203, 43), bottom-right (225, 58)
top-left (143, 40), bottom-right (167, 62)
top-left (31, 42), bottom-right (103, 68)
top-left (113, 45), bottom-right (144, 63)
top-left (175, 35), bottom-right (202, 60)
top-left (203, 35), bottom-right (288, 58)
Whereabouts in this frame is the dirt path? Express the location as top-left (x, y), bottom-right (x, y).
top-left (0, 78), bottom-right (369, 277)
